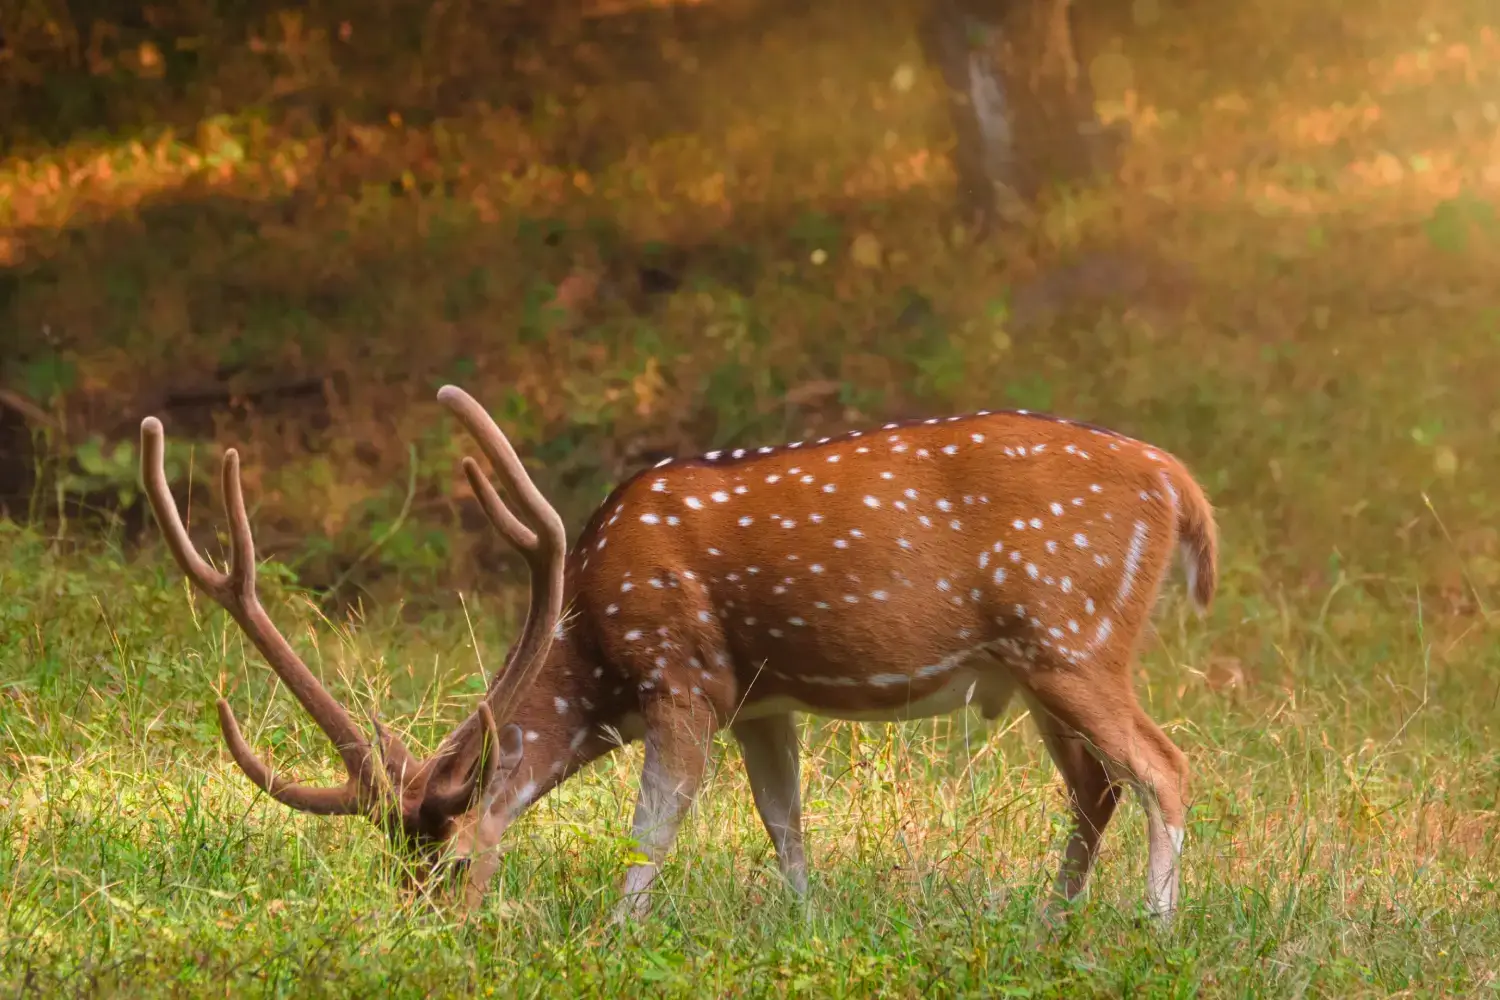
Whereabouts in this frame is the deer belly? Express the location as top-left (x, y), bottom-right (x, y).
top-left (734, 651), bottom-right (1018, 723)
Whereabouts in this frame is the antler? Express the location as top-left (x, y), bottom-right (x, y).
top-left (139, 418), bottom-right (393, 815)
top-left (418, 385), bottom-right (568, 812)
top-left (141, 386), bottom-right (566, 827)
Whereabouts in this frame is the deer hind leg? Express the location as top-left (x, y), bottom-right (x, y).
top-left (617, 692), bottom-right (717, 921)
top-left (1024, 691), bottom-right (1122, 908)
top-left (1129, 702), bottom-right (1190, 922)
top-left (1024, 671), bottom-right (1190, 924)
top-left (732, 713), bottom-right (807, 895)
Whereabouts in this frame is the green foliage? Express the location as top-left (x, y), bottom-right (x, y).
top-left (59, 434), bottom-right (140, 509)
top-left (1002, 374), bottom-right (1055, 413)
top-left (18, 352), bottom-right (76, 403)
top-left (1424, 192), bottom-right (1498, 255)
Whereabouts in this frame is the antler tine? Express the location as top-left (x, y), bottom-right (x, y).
top-left (437, 386), bottom-right (567, 699)
top-left (463, 456), bottom-right (538, 554)
top-left (437, 386), bottom-right (566, 552)
top-left (140, 417), bottom-right (230, 594)
top-left (468, 464), bottom-right (561, 696)
top-left (462, 458), bottom-right (550, 679)
top-left (140, 417), bottom-right (384, 816)
top-left (216, 698), bottom-right (368, 814)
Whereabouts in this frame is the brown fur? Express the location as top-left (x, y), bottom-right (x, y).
top-left (455, 408), bottom-right (1218, 921)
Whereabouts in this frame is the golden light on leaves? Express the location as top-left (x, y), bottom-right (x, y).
top-left (583, 0), bottom-right (710, 18)
top-left (1132, 0), bottom-right (1162, 27)
top-left (1280, 100), bottom-right (1382, 147)
top-left (632, 357), bottom-right (665, 418)
top-left (849, 232), bottom-right (883, 270)
top-left (135, 41), bottom-right (164, 78)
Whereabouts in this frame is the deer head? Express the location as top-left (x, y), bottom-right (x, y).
top-left (138, 386), bottom-right (564, 878)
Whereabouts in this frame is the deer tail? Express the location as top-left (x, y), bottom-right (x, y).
top-left (1165, 460), bottom-right (1219, 612)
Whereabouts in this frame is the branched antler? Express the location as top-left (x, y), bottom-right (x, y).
top-left (140, 385), bottom-right (567, 829)
top-left (140, 418), bottom-right (385, 814)
top-left (418, 386), bottom-right (568, 812)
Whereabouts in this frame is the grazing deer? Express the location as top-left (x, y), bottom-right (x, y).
top-left (140, 385), bottom-right (1216, 923)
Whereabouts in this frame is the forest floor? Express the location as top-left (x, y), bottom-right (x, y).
top-left (2, 0), bottom-right (1498, 995)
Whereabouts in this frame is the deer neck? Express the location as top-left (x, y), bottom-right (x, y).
top-left (482, 628), bottom-right (632, 823)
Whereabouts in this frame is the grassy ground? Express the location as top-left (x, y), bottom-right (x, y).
top-left (3, 0), bottom-right (1500, 995)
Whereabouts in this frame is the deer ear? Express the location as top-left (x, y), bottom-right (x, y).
top-left (497, 723), bottom-right (526, 771)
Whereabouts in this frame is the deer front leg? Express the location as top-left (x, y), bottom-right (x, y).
top-left (732, 713), bottom-right (807, 895)
top-left (616, 694), bottom-right (716, 921)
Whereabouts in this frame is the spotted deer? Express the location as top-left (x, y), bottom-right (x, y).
top-left (140, 385), bottom-right (1217, 923)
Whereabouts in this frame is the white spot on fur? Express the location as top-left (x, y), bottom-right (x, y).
top-left (1117, 520), bottom-right (1150, 607)
top-left (869, 673), bottom-right (909, 687)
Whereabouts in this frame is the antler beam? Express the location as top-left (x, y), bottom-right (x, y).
top-left (417, 386), bottom-right (568, 812)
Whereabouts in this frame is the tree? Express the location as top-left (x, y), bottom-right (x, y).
top-left (920, 0), bottom-right (1129, 235)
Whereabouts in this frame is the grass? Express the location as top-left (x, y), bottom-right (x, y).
top-left (3, 0), bottom-right (1500, 995)
top-left (3, 521), bottom-right (1496, 997)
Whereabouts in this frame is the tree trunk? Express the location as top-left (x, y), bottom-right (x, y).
top-left (920, 0), bottom-right (1129, 235)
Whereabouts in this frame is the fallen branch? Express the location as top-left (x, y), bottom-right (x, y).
top-left (0, 389), bottom-right (60, 430)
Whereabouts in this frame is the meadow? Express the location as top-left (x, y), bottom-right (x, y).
top-left (2, 0), bottom-right (1498, 995)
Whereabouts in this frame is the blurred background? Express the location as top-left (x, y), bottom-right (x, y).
top-left (2, 1), bottom-right (1497, 993)
top-left (5, 0), bottom-right (1493, 613)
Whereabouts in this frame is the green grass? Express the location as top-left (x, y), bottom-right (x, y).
top-left (2, 519), bottom-right (1496, 997)
top-left (4, 0), bottom-right (1500, 995)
